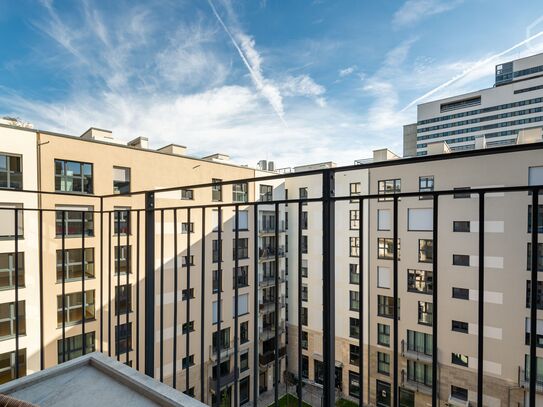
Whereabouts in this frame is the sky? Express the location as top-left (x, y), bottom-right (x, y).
top-left (1, 0), bottom-right (543, 168)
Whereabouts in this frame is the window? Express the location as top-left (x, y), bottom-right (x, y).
top-left (184, 388), bottom-right (195, 398)
top-left (55, 207), bottom-right (94, 237)
top-left (378, 266), bottom-right (391, 289)
top-left (527, 243), bottom-right (543, 271)
top-left (349, 344), bottom-right (360, 365)
top-left (181, 222), bottom-right (194, 234)
top-left (526, 280), bottom-right (543, 309)
top-left (234, 266), bottom-right (249, 288)
top-left (378, 324), bottom-right (390, 346)
top-left (349, 291), bottom-right (359, 311)
top-left (233, 238), bottom-right (249, 260)
top-left (528, 205), bottom-right (543, 233)
top-left (378, 209), bottom-right (391, 231)
top-left (418, 301), bottom-right (433, 326)
top-left (407, 360), bottom-right (432, 387)
top-left (300, 211), bottom-right (308, 230)
top-left (233, 183), bottom-right (248, 203)
top-left (57, 290), bottom-right (95, 326)
top-left (418, 239), bottom-right (433, 263)
top-left (212, 270), bottom-right (221, 293)
top-left (0, 253), bottom-right (24, 290)
top-left (349, 371), bottom-right (360, 398)
top-left (0, 349), bottom-right (26, 384)
top-left (114, 246), bottom-right (131, 275)
top-left (57, 332), bottom-right (95, 363)
top-left (378, 238), bottom-right (399, 260)
top-left (525, 318), bottom-right (543, 347)
top-left (212, 328), bottom-right (230, 351)
top-left (451, 353), bottom-right (468, 367)
top-left (260, 185), bottom-right (273, 202)
top-left (453, 254), bottom-right (470, 266)
top-left (452, 320), bottom-right (468, 334)
top-left (182, 321), bottom-right (194, 334)
top-left (301, 355), bottom-right (309, 379)
top-left (350, 182), bottom-right (361, 203)
top-left (235, 210), bottom-right (249, 231)
top-left (453, 221), bottom-right (470, 232)
top-left (0, 301), bottom-right (25, 339)
top-left (314, 360), bottom-right (324, 385)
top-left (182, 255), bottom-right (194, 267)
top-left (182, 355), bottom-right (194, 369)
top-left (524, 354), bottom-right (543, 386)
top-left (349, 318), bottom-right (360, 338)
top-left (350, 237), bottom-right (359, 257)
top-left (399, 388), bottom-right (415, 407)
top-left (180, 189), bottom-right (194, 200)
top-left (55, 159), bottom-right (93, 194)
top-left (376, 380), bottom-right (391, 407)
top-left (233, 293), bottom-right (249, 316)
top-left (407, 330), bottom-right (432, 356)
top-left (113, 167), bottom-right (130, 194)
top-left (378, 179), bottom-right (400, 201)
top-left (113, 209), bottom-right (130, 234)
top-left (377, 352), bottom-right (390, 375)
top-left (529, 166), bottom-right (543, 190)
top-left (450, 385), bottom-right (468, 402)
top-left (301, 307), bottom-right (308, 326)
top-left (212, 240), bottom-right (222, 263)
top-left (349, 264), bottom-right (359, 284)
top-left (378, 295), bottom-right (395, 318)
top-left (240, 377), bottom-right (250, 405)
top-left (453, 187), bottom-right (471, 199)
top-left (302, 235), bottom-right (308, 254)
top-left (349, 210), bottom-right (359, 230)
top-left (407, 269), bottom-right (433, 294)
top-left (115, 285), bottom-right (132, 315)
top-left (115, 323), bottom-right (132, 357)
top-left (240, 321), bottom-right (249, 344)
top-left (301, 285), bottom-right (308, 302)
top-left (452, 287), bottom-right (469, 300)
top-left (240, 352), bottom-right (249, 372)
top-left (301, 331), bottom-right (308, 349)
top-left (56, 248), bottom-right (94, 281)
top-left (408, 208), bottom-right (433, 231)
top-left (419, 176), bottom-right (433, 199)
top-left (301, 259), bottom-right (308, 278)
top-left (0, 154), bottom-right (22, 190)
top-left (299, 187), bottom-right (308, 205)
top-left (0, 204), bottom-right (24, 239)
top-left (212, 179), bottom-right (222, 202)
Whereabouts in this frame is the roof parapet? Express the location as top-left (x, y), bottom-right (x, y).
top-left (127, 136), bottom-right (149, 149)
top-left (157, 144), bottom-right (187, 156)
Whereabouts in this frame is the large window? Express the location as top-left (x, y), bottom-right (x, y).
top-left (233, 238), bottom-right (249, 260)
top-left (299, 187), bottom-right (308, 205)
top-left (453, 221), bottom-right (470, 232)
top-left (418, 239), bottom-right (433, 263)
top-left (301, 307), bottom-right (308, 326)
top-left (452, 287), bottom-right (469, 300)
top-left (348, 371), bottom-right (360, 398)
top-left (418, 176), bottom-right (434, 200)
top-left (115, 322), bottom-right (132, 355)
top-left (378, 238), bottom-right (399, 260)
top-left (55, 207), bottom-right (94, 237)
top-left (260, 185), bottom-right (273, 202)
top-left (452, 320), bottom-right (468, 334)
top-left (233, 183), bottom-right (248, 203)
top-left (57, 290), bottom-right (95, 326)
top-left (301, 355), bottom-right (309, 379)
top-left (114, 246), bottom-right (131, 275)
top-left (378, 323), bottom-right (390, 347)
top-left (181, 188), bottom-right (194, 200)
top-left (212, 327), bottom-right (230, 351)
top-left (451, 353), bottom-right (468, 367)
top-left (528, 205), bottom-right (543, 233)
top-left (378, 295), bottom-right (396, 318)
top-left (57, 332), bottom-right (95, 363)
top-left (349, 318), bottom-right (359, 338)
top-left (350, 182), bottom-right (361, 202)
top-left (0, 253), bottom-right (24, 290)
top-left (234, 265), bottom-right (249, 288)
top-left (0, 154), bottom-right (22, 190)
top-left (407, 330), bottom-right (432, 356)
top-left (349, 344), bottom-right (360, 365)
top-left (55, 159), bottom-right (93, 194)
top-left (114, 209), bottom-right (130, 235)
top-left (0, 349), bottom-right (26, 384)
top-left (377, 352), bottom-right (390, 375)
top-left (350, 291), bottom-right (359, 311)
top-left (378, 179), bottom-right (400, 201)
top-left (235, 210), bottom-right (249, 231)
top-left (527, 243), bottom-right (543, 271)
top-left (349, 264), bottom-right (359, 284)
top-left (407, 269), bottom-right (433, 294)
top-left (350, 210), bottom-right (359, 230)
top-left (115, 284), bottom-right (132, 315)
top-left (407, 360), bottom-right (432, 387)
top-left (113, 167), bottom-right (130, 194)
top-left (453, 254), bottom-right (470, 266)
top-left (450, 385), bottom-right (468, 402)
top-left (212, 239), bottom-right (222, 263)
top-left (0, 301), bottom-right (25, 340)
top-left (56, 248), bottom-right (94, 281)
top-left (350, 237), bottom-right (359, 257)
top-left (526, 280), bottom-right (543, 309)
top-left (314, 360), bottom-right (324, 385)
top-left (240, 376), bottom-right (250, 405)
top-left (0, 204), bottom-right (24, 239)
top-left (240, 321), bottom-right (249, 344)
top-left (418, 301), bottom-right (433, 326)
top-left (212, 179), bottom-right (222, 202)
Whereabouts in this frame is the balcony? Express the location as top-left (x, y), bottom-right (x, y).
top-left (259, 270), bottom-right (286, 288)
top-left (519, 367), bottom-right (543, 393)
top-left (209, 344), bottom-right (234, 361)
top-left (209, 368), bottom-right (238, 391)
top-left (259, 346), bottom-right (286, 366)
top-left (258, 221), bottom-right (286, 236)
top-left (401, 339), bottom-right (433, 363)
top-left (259, 324), bottom-right (285, 341)
top-left (401, 369), bottom-right (432, 396)
top-left (259, 246), bottom-right (285, 261)
top-left (259, 295), bottom-right (286, 312)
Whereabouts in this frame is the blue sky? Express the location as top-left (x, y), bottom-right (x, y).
top-left (1, 0), bottom-right (543, 167)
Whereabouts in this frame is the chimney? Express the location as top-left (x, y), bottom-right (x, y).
top-left (202, 153), bottom-right (230, 163)
top-left (372, 148), bottom-right (400, 162)
top-left (81, 127), bottom-right (113, 142)
top-left (517, 127), bottom-right (543, 145)
top-left (474, 136), bottom-right (486, 150)
top-left (157, 144), bottom-right (187, 156)
top-left (127, 136), bottom-right (149, 149)
top-left (426, 141), bottom-right (451, 155)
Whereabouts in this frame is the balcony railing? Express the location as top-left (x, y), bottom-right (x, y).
top-left (401, 339), bottom-right (433, 363)
top-left (209, 368), bottom-right (238, 391)
top-left (259, 270), bottom-right (286, 287)
top-left (519, 367), bottom-right (543, 393)
top-left (258, 246), bottom-right (285, 260)
top-left (260, 295), bottom-right (286, 312)
top-left (259, 346), bottom-right (286, 366)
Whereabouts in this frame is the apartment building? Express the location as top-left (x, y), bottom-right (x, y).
top-left (0, 121), bottom-right (281, 406)
top-left (404, 52), bottom-right (543, 156)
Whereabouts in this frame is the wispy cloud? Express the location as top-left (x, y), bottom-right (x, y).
top-left (339, 65), bottom-right (357, 77)
top-left (281, 75), bottom-right (326, 107)
top-left (393, 0), bottom-right (463, 28)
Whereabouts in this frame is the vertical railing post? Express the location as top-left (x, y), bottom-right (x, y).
top-left (116, 211), bottom-right (121, 362)
top-left (392, 196), bottom-right (399, 407)
top-left (297, 201), bottom-right (303, 407)
top-left (477, 192), bottom-right (485, 407)
top-left (159, 209), bottom-right (164, 381)
top-left (173, 209), bottom-right (178, 389)
top-left (253, 204), bottom-right (259, 406)
top-left (82, 211), bottom-right (86, 355)
top-left (530, 188), bottom-right (539, 406)
top-left (100, 198), bottom-right (104, 354)
top-left (274, 202), bottom-right (280, 404)
top-left (432, 194), bottom-right (439, 406)
top-left (61, 210), bottom-right (66, 363)
top-left (358, 198), bottom-right (364, 407)
top-left (144, 192), bottom-right (155, 377)
top-left (14, 208), bottom-right (20, 377)
top-left (322, 169), bottom-right (336, 406)
top-left (234, 205), bottom-right (240, 407)
top-left (38, 209), bottom-right (44, 370)
top-left (216, 207), bottom-right (223, 404)
top-left (136, 210), bottom-right (141, 371)
top-left (186, 208), bottom-right (192, 392)
top-left (200, 208), bottom-right (206, 403)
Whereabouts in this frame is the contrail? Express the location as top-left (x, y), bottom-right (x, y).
top-left (208, 0), bottom-right (287, 126)
top-left (401, 30), bottom-right (543, 112)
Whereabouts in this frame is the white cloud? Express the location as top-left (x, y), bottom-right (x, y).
top-left (339, 65), bottom-right (357, 77)
top-left (281, 75), bottom-right (326, 106)
top-left (393, 0), bottom-right (463, 28)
